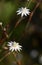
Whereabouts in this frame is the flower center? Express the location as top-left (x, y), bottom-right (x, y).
top-left (13, 43), bottom-right (17, 47)
top-left (22, 8), bottom-right (26, 13)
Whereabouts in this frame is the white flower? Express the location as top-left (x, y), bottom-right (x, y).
top-left (17, 7), bottom-right (30, 17)
top-left (39, 55), bottom-right (42, 64)
top-left (7, 41), bottom-right (22, 52)
top-left (0, 22), bottom-right (2, 26)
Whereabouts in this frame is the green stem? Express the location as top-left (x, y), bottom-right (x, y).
top-left (25, 0), bottom-right (33, 7)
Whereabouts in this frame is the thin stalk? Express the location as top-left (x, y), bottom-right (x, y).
top-left (14, 17), bottom-right (24, 28)
top-left (0, 25), bottom-right (9, 44)
top-left (25, 0), bottom-right (33, 7)
top-left (1, 25), bottom-right (9, 38)
top-left (0, 52), bottom-right (11, 62)
top-left (25, 2), bottom-right (41, 32)
top-left (13, 52), bottom-right (22, 65)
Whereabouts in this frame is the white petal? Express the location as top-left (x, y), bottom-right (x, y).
top-left (9, 47), bottom-right (12, 51)
top-left (17, 12), bottom-right (21, 15)
top-left (21, 13), bottom-right (24, 17)
top-left (11, 48), bottom-right (14, 52)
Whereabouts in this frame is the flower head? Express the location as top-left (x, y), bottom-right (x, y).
top-left (7, 41), bottom-right (22, 52)
top-left (0, 22), bottom-right (2, 26)
top-left (17, 7), bottom-right (30, 17)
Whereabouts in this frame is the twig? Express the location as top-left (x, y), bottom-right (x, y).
top-left (17, 60), bottom-right (22, 65)
top-left (25, 2), bottom-right (41, 32)
top-left (13, 52), bottom-right (22, 65)
top-left (0, 0), bottom-right (9, 44)
top-left (18, 1), bottom-right (41, 40)
top-left (0, 25), bottom-right (9, 44)
top-left (1, 26), bottom-right (9, 38)
top-left (0, 38), bottom-right (6, 44)
top-left (14, 17), bottom-right (24, 28)
top-left (0, 52), bottom-right (11, 62)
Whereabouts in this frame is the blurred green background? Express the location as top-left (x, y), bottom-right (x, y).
top-left (0, 0), bottom-right (42, 65)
